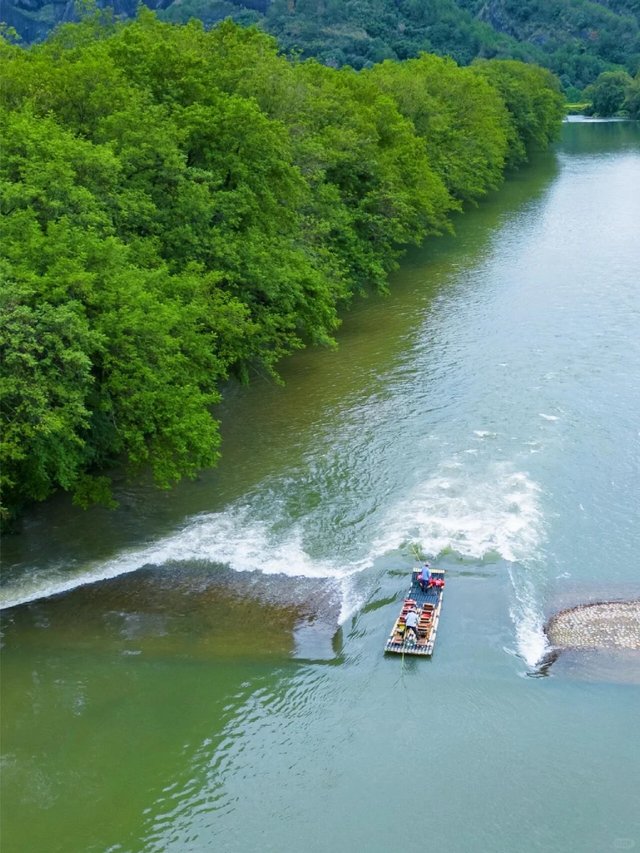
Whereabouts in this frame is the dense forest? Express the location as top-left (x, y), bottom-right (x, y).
top-left (0, 13), bottom-right (565, 522)
top-left (3, 0), bottom-right (640, 95)
top-left (262, 0), bottom-right (640, 94)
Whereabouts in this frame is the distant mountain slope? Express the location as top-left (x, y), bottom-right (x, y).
top-left (3, 0), bottom-right (639, 91)
top-left (458, 0), bottom-right (640, 78)
top-left (259, 0), bottom-right (639, 90)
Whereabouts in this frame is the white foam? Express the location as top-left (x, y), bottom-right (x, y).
top-left (3, 460), bottom-right (547, 660)
top-left (0, 507), bottom-right (369, 610)
top-left (335, 576), bottom-right (364, 625)
top-left (539, 413), bottom-right (559, 421)
top-left (371, 464), bottom-right (543, 564)
top-left (473, 430), bottom-right (496, 438)
top-left (507, 564), bottom-right (551, 667)
top-left (367, 462), bottom-right (550, 666)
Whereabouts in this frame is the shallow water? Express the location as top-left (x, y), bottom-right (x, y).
top-left (2, 120), bottom-right (640, 853)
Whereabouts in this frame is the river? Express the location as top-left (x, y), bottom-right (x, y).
top-left (1, 119), bottom-right (639, 853)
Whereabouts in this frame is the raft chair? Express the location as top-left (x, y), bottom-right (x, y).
top-left (417, 604), bottom-right (434, 641)
top-left (393, 628), bottom-right (406, 645)
top-left (392, 615), bottom-right (407, 644)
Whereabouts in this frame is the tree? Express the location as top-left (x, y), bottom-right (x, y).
top-left (0, 14), bottom-right (566, 520)
top-left (472, 59), bottom-right (565, 167)
top-left (0, 282), bottom-right (99, 517)
top-left (369, 54), bottom-right (511, 204)
top-left (623, 72), bottom-right (640, 119)
top-left (586, 70), bottom-right (634, 116)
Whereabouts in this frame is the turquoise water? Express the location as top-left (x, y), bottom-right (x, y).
top-left (2, 119), bottom-right (640, 852)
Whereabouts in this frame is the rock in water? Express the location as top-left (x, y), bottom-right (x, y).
top-left (546, 600), bottom-right (640, 650)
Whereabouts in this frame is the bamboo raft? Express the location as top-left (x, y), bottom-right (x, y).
top-left (384, 568), bottom-right (445, 657)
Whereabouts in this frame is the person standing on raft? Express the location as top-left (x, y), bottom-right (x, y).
top-left (419, 563), bottom-right (431, 591)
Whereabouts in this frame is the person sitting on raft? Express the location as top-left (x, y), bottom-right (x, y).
top-left (404, 606), bottom-right (419, 642)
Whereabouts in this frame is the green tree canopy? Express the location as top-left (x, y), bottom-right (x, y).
top-left (586, 69), bottom-right (634, 116)
top-left (368, 54), bottom-right (512, 203)
top-left (623, 72), bottom-right (640, 119)
top-left (0, 15), bottom-right (564, 522)
top-left (472, 59), bottom-right (565, 167)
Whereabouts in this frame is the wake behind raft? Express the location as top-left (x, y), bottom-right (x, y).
top-left (384, 566), bottom-right (445, 657)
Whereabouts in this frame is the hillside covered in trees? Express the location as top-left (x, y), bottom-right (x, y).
top-left (0, 13), bottom-right (565, 522)
top-left (3, 0), bottom-right (640, 94)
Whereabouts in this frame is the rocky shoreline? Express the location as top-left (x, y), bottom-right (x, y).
top-left (545, 600), bottom-right (640, 651)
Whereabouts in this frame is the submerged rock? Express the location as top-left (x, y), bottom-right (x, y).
top-left (545, 600), bottom-right (640, 651)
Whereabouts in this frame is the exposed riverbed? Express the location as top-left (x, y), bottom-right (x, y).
top-left (547, 600), bottom-right (640, 650)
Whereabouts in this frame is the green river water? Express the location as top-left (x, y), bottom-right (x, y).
top-left (1, 119), bottom-right (640, 853)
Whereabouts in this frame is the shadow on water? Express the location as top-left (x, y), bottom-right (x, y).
top-left (536, 648), bottom-right (640, 684)
top-left (397, 143), bottom-right (560, 277)
top-left (527, 649), bottom-right (561, 678)
top-left (0, 566), bottom-right (342, 662)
